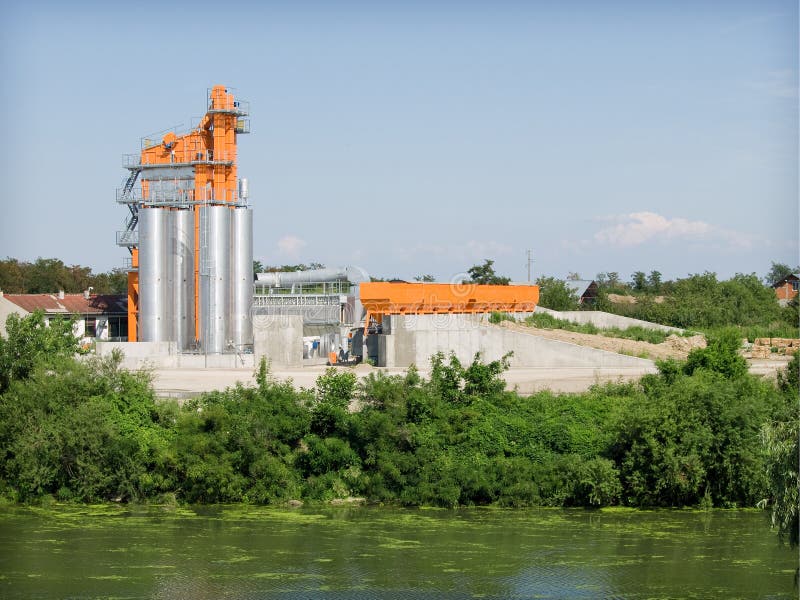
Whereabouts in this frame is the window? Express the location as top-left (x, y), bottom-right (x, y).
top-left (792, 281), bottom-right (799, 292)
top-left (109, 317), bottom-right (128, 340)
top-left (85, 317), bottom-right (96, 337)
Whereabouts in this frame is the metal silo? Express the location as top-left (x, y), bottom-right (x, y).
top-left (230, 207), bottom-right (253, 350)
top-left (170, 208), bottom-right (195, 350)
top-left (200, 205), bottom-right (230, 353)
top-left (138, 208), bottom-right (169, 341)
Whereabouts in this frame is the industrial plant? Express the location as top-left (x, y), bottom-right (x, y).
top-left (103, 85), bottom-right (654, 377)
top-left (117, 85), bottom-right (253, 354)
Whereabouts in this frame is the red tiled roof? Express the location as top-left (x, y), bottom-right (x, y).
top-left (2, 294), bottom-right (127, 315)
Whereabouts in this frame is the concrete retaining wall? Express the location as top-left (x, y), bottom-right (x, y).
top-left (381, 314), bottom-right (654, 369)
top-left (254, 314), bottom-right (304, 367)
top-left (96, 314), bottom-right (303, 370)
top-left (95, 341), bottom-right (255, 369)
top-left (534, 306), bottom-right (682, 333)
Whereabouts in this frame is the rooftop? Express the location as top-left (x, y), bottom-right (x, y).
top-left (1, 293), bottom-right (127, 315)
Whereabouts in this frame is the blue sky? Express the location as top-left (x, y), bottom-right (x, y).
top-left (1, 1), bottom-right (797, 283)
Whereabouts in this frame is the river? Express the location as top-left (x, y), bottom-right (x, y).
top-left (0, 504), bottom-right (795, 599)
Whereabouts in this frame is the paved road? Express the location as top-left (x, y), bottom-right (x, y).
top-left (151, 364), bottom-right (660, 397)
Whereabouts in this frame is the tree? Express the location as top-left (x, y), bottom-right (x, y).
top-left (566, 272), bottom-right (581, 281)
top-left (596, 272), bottom-right (624, 292)
top-left (762, 398), bottom-right (799, 549)
top-left (466, 260), bottom-right (510, 285)
top-left (648, 270), bottom-right (662, 292)
top-left (414, 274), bottom-right (435, 282)
top-left (0, 257), bottom-right (130, 295)
top-left (89, 269), bottom-right (128, 294)
top-left (535, 276), bottom-right (580, 311)
top-left (631, 271), bottom-right (647, 292)
top-left (765, 262), bottom-right (798, 287)
top-left (0, 258), bottom-right (25, 293)
top-left (26, 258), bottom-right (77, 293)
top-left (0, 310), bottom-right (81, 393)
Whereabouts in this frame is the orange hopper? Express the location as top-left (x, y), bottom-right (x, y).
top-left (359, 282), bottom-right (539, 333)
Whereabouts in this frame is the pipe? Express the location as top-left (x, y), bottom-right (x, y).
top-left (255, 265), bottom-right (369, 323)
top-left (255, 266), bottom-right (369, 287)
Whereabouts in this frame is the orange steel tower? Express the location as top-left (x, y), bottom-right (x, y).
top-left (117, 86), bottom-right (252, 352)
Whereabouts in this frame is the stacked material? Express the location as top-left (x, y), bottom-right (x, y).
top-left (750, 338), bottom-right (800, 358)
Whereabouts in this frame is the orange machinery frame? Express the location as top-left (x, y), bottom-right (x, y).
top-left (127, 85), bottom-right (242, 341)
top-left (359, 282), bottom-right (540, 334)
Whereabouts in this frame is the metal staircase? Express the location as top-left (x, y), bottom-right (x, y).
top-left (116, 169), bottom-right (141, 251)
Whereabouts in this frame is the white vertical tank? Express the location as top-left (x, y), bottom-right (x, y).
top-left (171, 209), bottom-right (195, 350)
top-left (138, 208), bottom-right (169, 341)
top-left (230, 207), bottom-right (253, 349)
top-left (200, 205), bottom-right (230, 353)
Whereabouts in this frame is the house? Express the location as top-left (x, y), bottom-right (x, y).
top-left (773, 273), bottom-right (799, 307)
top-left (565, 280), bottom-right (599, 305)
top-left (0, 291), bottom-right (128, 341)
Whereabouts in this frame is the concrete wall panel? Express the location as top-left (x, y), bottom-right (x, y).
top-left (383, 314), bottom-right (654, 370)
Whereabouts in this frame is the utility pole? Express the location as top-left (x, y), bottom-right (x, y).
top-left (526, 249), bottom-right (533, 283)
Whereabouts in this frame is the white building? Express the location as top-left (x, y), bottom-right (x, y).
top-left (0, 291), bottom-right (128, 341)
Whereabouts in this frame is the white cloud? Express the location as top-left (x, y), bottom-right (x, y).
top-left (589, 211), bottom-right (757, 251)
top-left (277, 235), bottom-right (307, 258)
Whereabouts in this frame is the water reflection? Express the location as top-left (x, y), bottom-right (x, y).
top-left (0, 506), bottom-right (793, 599)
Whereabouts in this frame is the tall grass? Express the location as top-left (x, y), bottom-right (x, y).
top-left (705, 324), bottom-right (800, 343)
top-left (523, 313), bottom-right (683, 344)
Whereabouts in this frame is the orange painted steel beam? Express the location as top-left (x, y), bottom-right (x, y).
top-left (359, 282), bottom-right (539, 333)
top-left (127, 248), bottom-right (139, 342)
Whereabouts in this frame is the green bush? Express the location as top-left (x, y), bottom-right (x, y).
top-left (489, 311), bottom-right (515, 324)
top-left (601, 272), bottom-right (795, 334)
top-left (535, 277), bottom-right (580, 310)
top-left (683, 327), bottom-right (747, 379)
top-left (0, 311), bottom-right (81, 393)
top-left (0, 310), bottom-right (791, 510)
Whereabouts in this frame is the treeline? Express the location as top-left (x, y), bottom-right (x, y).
top-left (0, 312), bottom-right (795, 526)
top-left (536, 271), bottom-right (797, 337)
top-left (0, 258), bottom-right (127, 295)
top-left (595, 272), bottom-right (797, 332)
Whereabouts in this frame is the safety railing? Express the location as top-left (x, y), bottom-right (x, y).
top-left (122, 150), bottom-right (238, 168)
top-left (254, 281), bottom-right (353, 295)
top-left (207, 97), bottom-right (250, 116)
top-left (116, 230), bottom-right (138, 246)
top-left (235, 118), bottom-right (250, 134)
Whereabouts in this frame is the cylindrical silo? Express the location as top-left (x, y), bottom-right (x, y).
top-left (170, 208), bottom-right (195, 350)
top-left (138, 208), bottom-right (169, 342)
top-left (230, 207), bottom-right (253, 350)
top-left (200, 205), bottom-right (230, 353)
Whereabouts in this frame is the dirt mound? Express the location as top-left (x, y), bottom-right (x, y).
top-left (663, 334), bottom-right (706, 354)
top-left (496, 320), bottom-right (703, 361)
